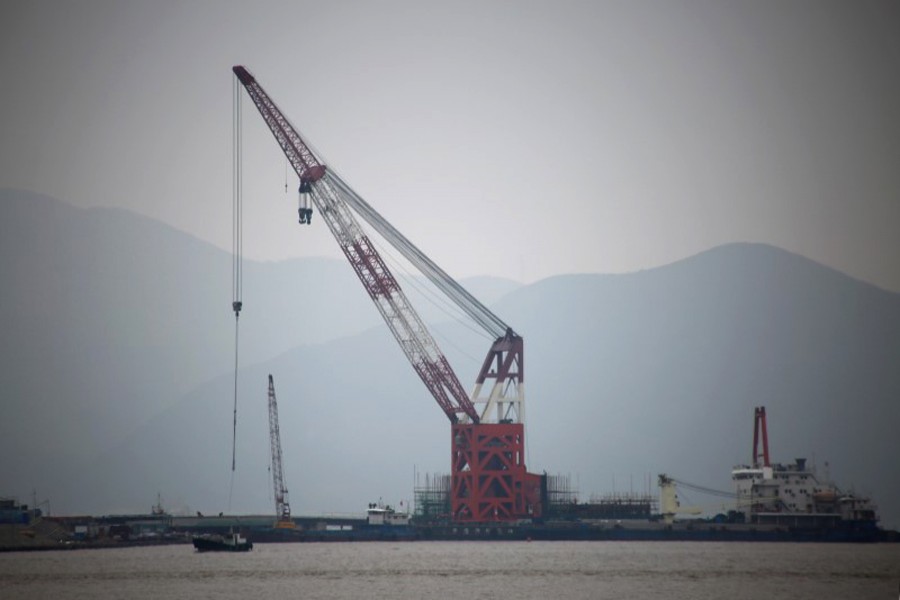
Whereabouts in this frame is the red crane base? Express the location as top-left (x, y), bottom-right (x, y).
top-left (451, 422), bottom-right (543, 522)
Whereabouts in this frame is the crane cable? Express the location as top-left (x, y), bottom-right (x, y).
top-left (670, 477), bottom-right (736, 499)
top-left (369, 229), bottom-right (492, 343)
top-left (230, 75), bottom-right (244, 495)
top-left (326, 169), bottom-right (510, 340)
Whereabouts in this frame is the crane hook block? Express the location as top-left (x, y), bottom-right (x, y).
top-left (298, 182), bottom-right (313, 225)
top-left (232, 301), bottom-right (243, 314)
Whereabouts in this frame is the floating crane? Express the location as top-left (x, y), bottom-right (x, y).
top-left (233, 65), bottom-right (542, 521)
top-left (267, 374), bottom-right (294, 529)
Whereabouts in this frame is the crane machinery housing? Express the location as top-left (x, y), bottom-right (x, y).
top-left (233, 65), bottom-right (543, 522)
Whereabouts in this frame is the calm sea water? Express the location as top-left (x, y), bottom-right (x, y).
top-left (1, 541), bottom-right (898, 599)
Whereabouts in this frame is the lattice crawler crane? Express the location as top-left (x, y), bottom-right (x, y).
top-left (267, 374), bottom-right (295, 529)
top-left (233, 66), bottom-right (543, 522)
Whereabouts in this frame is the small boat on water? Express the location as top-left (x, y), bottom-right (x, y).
top-left (192, 531), bottom-right (253, 552)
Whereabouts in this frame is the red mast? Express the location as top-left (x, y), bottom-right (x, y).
top-left (752, 406), bottom-right (770, 467)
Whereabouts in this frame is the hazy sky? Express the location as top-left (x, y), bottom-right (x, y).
top-left (2, 1), bottom-right (899, 288)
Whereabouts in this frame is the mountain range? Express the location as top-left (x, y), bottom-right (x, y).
top-left (2, 188), bottom-right (898, 529)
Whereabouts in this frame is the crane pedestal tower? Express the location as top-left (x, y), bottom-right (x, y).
top-left (451, 423), bottom-right (542, 521)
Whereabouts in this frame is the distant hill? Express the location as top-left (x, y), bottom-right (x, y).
top-left (495, 244), bottom-right (900, 530)
top-left (0, 189), bottom-right (519, 506)
top-left (2, 189), bottom-right (898, 529)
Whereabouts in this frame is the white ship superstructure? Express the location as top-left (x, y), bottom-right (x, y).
top-left (366, 502), bottom-right (410, 526)
top-left (732, 407), bottom-right (877, 526)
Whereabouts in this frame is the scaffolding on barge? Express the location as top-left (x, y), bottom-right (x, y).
top-left (413, 472), bottom-right (656, 523)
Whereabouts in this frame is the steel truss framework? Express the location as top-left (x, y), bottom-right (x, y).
top-left (233, 65), bottom-right (542, 521)
top-left (267, 375), bottom-right (293, 526)
top-left (310, 174), bottom-right (479, 423)
top-left (451, 423), bottom-right (542, 521)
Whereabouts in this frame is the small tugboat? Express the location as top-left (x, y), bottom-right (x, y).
top-left (192, 530), bottom-right (253, 552)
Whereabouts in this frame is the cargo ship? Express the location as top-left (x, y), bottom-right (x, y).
top-left (729, 406), bottom-right (878, 530)
top-left (299, 502), bottom-right (414, 542)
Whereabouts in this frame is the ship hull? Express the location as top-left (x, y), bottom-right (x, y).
top-left (192, 536), bottom-right (253, 552)
top-left (412, 520), bottom-right (891, 543)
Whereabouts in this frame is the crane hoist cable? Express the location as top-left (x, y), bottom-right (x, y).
top-left (231, 74), bottom-right (244, 478)
top-left (329, 171), bottom-right (509, 339)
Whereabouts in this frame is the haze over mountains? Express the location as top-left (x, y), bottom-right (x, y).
top-left (2, 189), bottom-right (898, 529)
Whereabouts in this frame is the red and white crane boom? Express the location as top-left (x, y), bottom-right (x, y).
top-left (233, 65), bottom-right (480, 424)
top-left (753, 406), bottom-right (770, 468)
top-left (233, 65), bottom-right (538, 521)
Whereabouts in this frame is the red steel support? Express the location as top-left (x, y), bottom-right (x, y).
top-left (752, 406), bottom-right (770, 467)
top-left (451, 422), bottom-right (542, 522)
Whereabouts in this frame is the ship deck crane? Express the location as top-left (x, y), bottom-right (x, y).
top-left (657, 474), bottom-right (705, 524)
top-left (233, 65), bottom-right (541, 522)
top-left (267, 374), bottom-right (294, 529)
